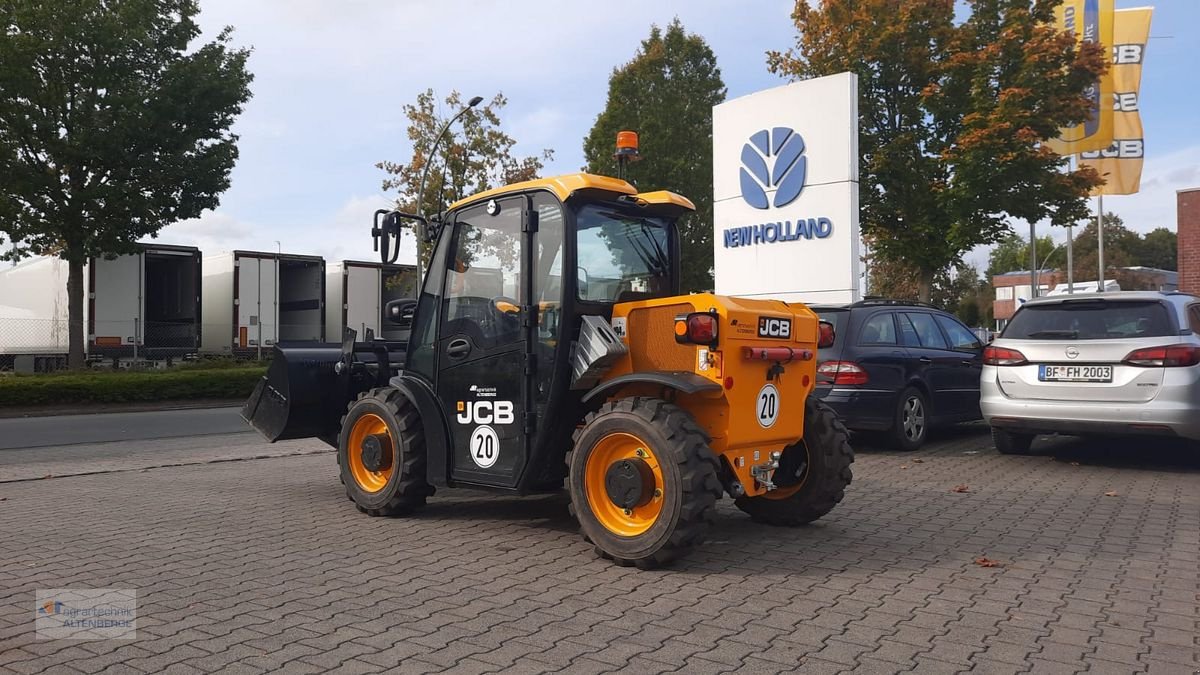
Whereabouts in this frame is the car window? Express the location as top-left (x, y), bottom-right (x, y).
top-left (897, 313), bottom-right (921, 347)
top-left (859, 312), bottom-right (897, 345)
top-left (935, 314), bottom-right (981, 351)
top-left (1004, 300), bottom-right (1174, 340)
top-left (903, 312), bottom-right (949, 349)
top-left (1189, 304), bottom-right (1200, 333)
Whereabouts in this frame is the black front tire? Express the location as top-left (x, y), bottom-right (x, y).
top-left (568, 397), bottom-right (722, 569)
top-left (338, 387), bottom-right (434, 516)
top-left (734, 397), bottom-right (854, 526)
top-left (992, 426), bottom-right (1035, 455)
top-left (891, 387), bottom-right (929, 451)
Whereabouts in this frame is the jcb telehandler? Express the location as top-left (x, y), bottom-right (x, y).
top-left (243, 140), bottom-right (853, 568)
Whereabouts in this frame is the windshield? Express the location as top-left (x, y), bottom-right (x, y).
top-left (575, 203), bottom-right (671, 302)
top-left (1004, 300), bottom-right (1175, 340)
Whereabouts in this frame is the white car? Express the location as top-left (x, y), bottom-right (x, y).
top-left (981, 291), bottom-right (1200, 453)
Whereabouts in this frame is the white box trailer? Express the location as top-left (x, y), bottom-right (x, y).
top-left (325, 261), bottom-right (418, 343)
top-left (0, 257), bottom-right (72, 366)
top-left (201, 251), bottom-right (325, 356)
top-left (0, 244), bottom-right (201, 367)
top-left (90, 244), bottom-right (202, 358)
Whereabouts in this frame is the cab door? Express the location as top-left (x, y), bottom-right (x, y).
top-left (435, 195), bottom-right (532, 488)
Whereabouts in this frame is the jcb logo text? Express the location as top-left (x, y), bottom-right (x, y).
top-left (757, 317), bottom-right (791, 339)
top-left (457, 400), bottom-right (515, 425)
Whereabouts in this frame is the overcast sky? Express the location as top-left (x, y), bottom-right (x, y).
top-left (158, 0), bottom-right (1199, 276)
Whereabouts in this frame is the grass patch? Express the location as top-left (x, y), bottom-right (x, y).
top-left (0, 365), bottom-right (266, 407)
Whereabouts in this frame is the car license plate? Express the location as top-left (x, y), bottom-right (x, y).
top-left (1038, 364), bottom-right (1113, 383)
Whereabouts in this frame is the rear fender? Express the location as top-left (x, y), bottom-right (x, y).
top-left (388, 373), bottom-right (453, 488)
top-left (581, 371), bottom-right (722, 404)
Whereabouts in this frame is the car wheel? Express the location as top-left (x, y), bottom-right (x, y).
top-left (891, 387), bottom-right (928, 451)
top-left (992, 427), bottom-right (1035, 455)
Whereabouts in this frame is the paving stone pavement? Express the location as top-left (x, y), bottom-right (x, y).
top-left (1, 427), bottom-right (1197, 674)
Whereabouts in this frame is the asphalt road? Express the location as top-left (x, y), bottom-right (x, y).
top-left (0, 405), bottom-right (249, 451)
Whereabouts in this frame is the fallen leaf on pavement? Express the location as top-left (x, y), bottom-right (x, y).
top-left (1104, 491), bottom-right (1118, 497)
top-left (952, 484), bottom-right (970, 493)
top-left (974, 557), bottom-right (1002, 568)
top-left (913, 459), bottom-right (925, 464)
top-left (0, 497), bottom-right (7, 501)
top-left (901, 465), bottom-right (909, 470)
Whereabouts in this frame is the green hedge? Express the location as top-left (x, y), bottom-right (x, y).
top-left (0, 366), bottom-right (267, 407)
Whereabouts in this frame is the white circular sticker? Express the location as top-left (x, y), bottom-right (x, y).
top-left (756, 384), bottom-right (780, 428)
top-left (469, 425), bottom-right (500, 468)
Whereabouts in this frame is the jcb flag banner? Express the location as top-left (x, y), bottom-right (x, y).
top-left (1080, 7), bottom-right (1152, 195)
top-left (1045, 0), bottom-right (1115, 155)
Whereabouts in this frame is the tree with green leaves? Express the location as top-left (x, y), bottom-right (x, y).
top-left (1138, 227), bottom-right (1177, 271)
top-left (583, 19), bottom-right (726, 293)
top-left (769, 0), bottom-right (1106, 302)
top-left (986, 231), bottom-right (1058, 279)
top-left (0, 0), bottom-right (253, 368)
top-left (377, 90), bottom-right (552, 264)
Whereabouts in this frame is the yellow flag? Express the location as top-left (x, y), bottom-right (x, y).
top-left (1080, 7), bottom-right (1152, 195)
top-left (1045, 0), bottom-right (1115, 155)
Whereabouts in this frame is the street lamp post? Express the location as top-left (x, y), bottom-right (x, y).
top-left (413, 95), bottom-right (484, 283)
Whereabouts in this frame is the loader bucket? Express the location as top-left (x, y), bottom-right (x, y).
top-left (241, 344), bottom-right (347, 443)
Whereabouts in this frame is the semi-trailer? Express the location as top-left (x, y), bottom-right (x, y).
top-left (0, 243), bottom-right (202, 370)
top-left (200, 250), bottom-right (325, 357)
top-left (324, 261), bottom-right (417, 343)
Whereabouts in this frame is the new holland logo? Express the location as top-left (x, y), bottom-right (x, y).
top-left (739, 127), bottom-right (807, 209)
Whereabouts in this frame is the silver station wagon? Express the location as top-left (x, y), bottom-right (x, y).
top-left (981, 291), bottom-right (1200, 453)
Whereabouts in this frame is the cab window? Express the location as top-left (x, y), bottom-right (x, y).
top-left (442, 200), bottom-right (523, 350)
top-left (575, 204), bottom-right (670, 303)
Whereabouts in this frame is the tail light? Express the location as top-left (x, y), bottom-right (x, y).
top-left (1123, 344), bottom-right (1200, 367)
top-left (817, 361), bottom-right (868, 386)
top-left (983, 346), bottom-right (1028, 366)
top-left (818, 320), bottom-right (836, 349)
top-left (674, 312), bottom-right (718, 346)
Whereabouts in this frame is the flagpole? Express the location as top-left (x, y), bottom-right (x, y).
top-left (1097, 194), bottom-right (1105, 293)
top-left (1067, 155), bottom-right (1075, 294)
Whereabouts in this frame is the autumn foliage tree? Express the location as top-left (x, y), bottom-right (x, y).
top-left (769, 0), bottom-right (1107, 302)
top-left (584, 19), bottom-right (727, 293)
top-left (0, 0), bottom-right (252, 368)
top-left (377, 90), bottom-right (552, 263)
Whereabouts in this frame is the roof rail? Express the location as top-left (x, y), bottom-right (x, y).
top-left (849, 297), bottom-right (940, 310)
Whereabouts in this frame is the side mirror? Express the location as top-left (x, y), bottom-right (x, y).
top-left (817, 320), bottom-right (836, 349)
top-left (372, 210), bottom-right (426, 264)
top-left (385, 298), bottom-right (418, 327)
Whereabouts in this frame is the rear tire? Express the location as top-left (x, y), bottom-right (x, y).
top-left (992, 427), bottom-right (1035, 455)
top-left (568, 397), bottom-right (722, 569)
top-left (891, 387), bottom-right (929, 451)
top-left (734, 397), bottom-right (854, 526)
top-left (339, 387), bottom-right (434, 516)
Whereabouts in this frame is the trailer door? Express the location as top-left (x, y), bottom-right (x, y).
top-left (91, 252), bottom-right (144, 348)
top-left (345, 265), bottom-right (381, 340)
top-left (237, 255), bottom-right (278, 350)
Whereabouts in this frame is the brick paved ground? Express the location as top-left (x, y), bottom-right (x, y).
top-left (1, 427), bottom-right (1197, 674)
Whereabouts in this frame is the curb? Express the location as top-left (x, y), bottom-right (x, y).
top-left (0, 399), bottom-right (245, 420)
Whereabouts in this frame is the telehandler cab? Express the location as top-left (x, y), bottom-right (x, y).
top-left (244, 149), bottom-right (853, 568)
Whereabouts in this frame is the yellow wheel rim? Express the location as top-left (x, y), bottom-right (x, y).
top-left (763, 442), bottom-right (810, 500)
top-left (347, 413), bottom-right (393, 493)
top-left (584, 432), bottom-right (665, 537)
